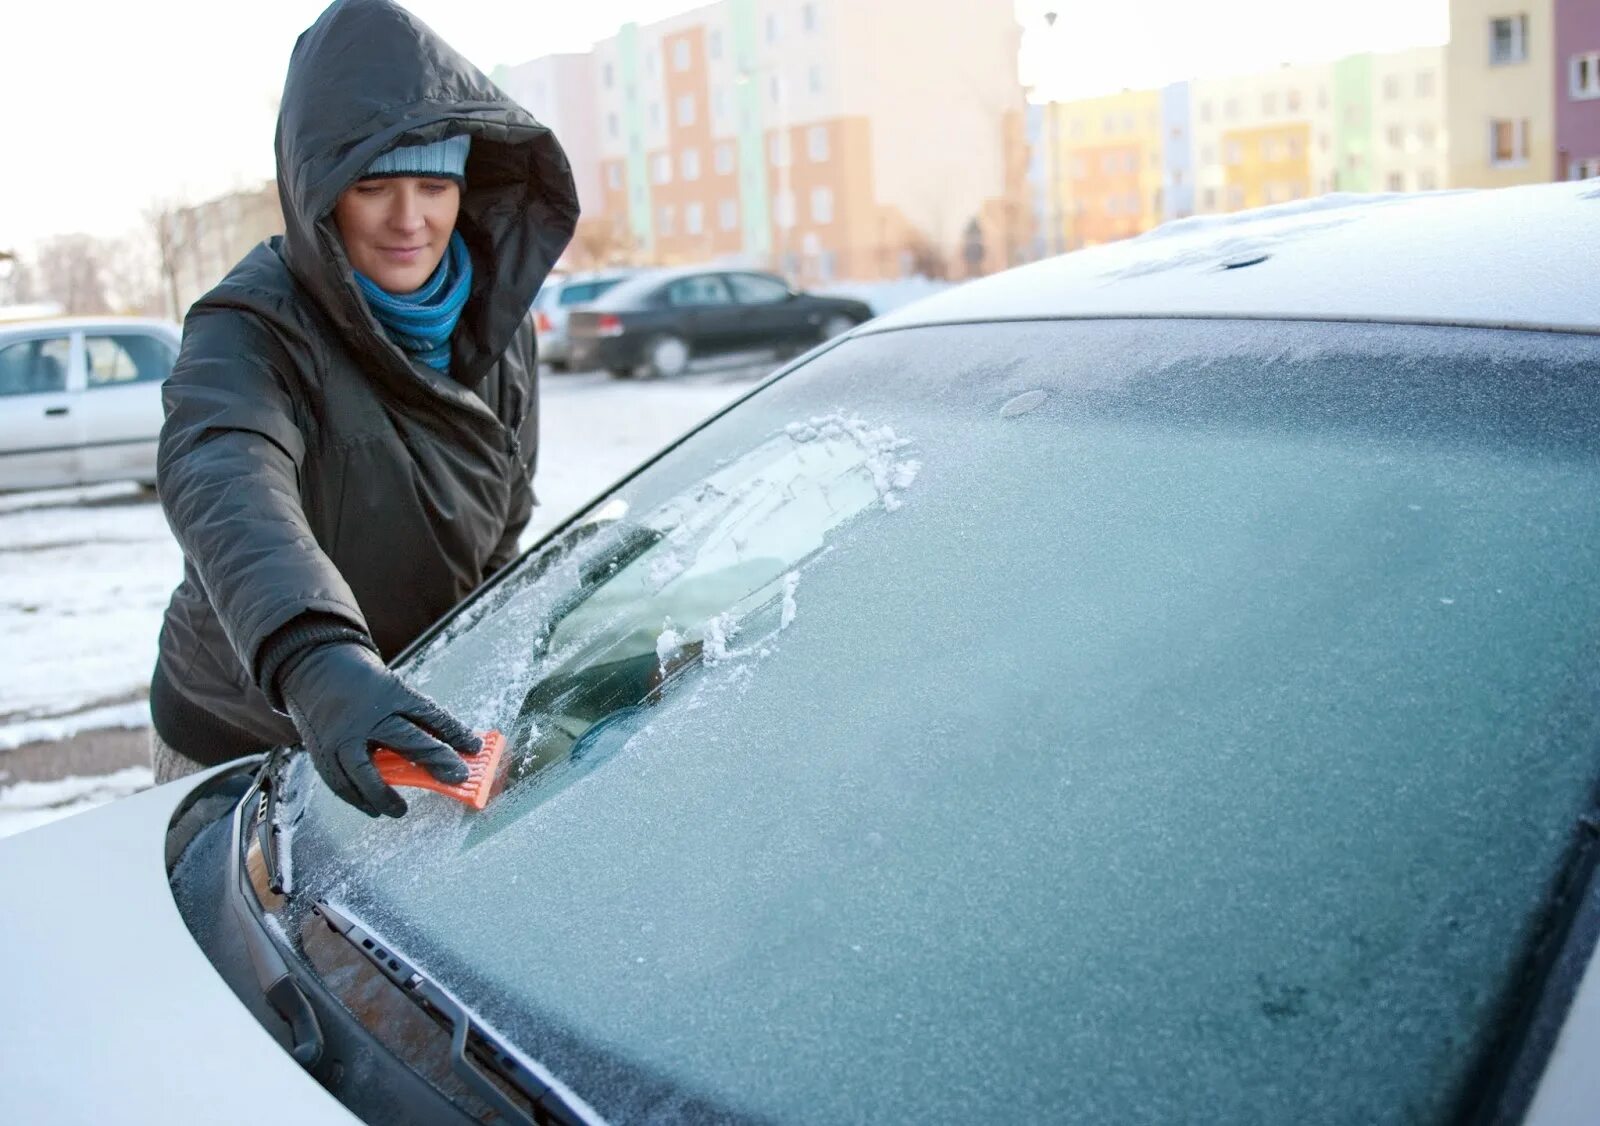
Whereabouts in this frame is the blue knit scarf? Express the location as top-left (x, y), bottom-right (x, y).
top-left (354, 231), bottom-right (473, 371)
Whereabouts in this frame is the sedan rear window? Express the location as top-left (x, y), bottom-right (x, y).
top-left (556, 280), bottom-right (623, 306)
top-left (282, 319), bottom-right (1600, 1124)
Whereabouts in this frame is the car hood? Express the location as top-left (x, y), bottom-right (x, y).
top-left (0, 768), bottom-right (357, 1126)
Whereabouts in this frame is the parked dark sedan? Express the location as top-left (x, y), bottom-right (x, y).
top-left (565, 267), bottom-right (872, 378)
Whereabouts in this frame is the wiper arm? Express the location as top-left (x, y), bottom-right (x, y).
top-left (313, 900), bottom-right (602, 1126)
top-left (229, 768), bottom-right (323, 1066)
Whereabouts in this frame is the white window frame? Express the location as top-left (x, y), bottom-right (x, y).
top-left (652, 152), bottom-right (673, 185)
top-left (685, 202), bottom-right (704, 235)
top-left (810, 186), bottom-right (834, 224)
top-left (1489, 117), bottom-right (1529, 166)
top-left (606, 113), bottom-right (619, 139)
top-left (719, 198), bottom-right (738, 230)
top-left (681, 147), bottom-right (701, 181)
top-left (659, 205), bottom-right (675, 236)
top-left (673, 39), bottom-right (690, 72)
top-left (715, 142), bottom-right (735, 176)
top-left (676, 93), bottom-right (697, 127)
top-left (1489, 15), bottom-right (1529, 66)
top-left (1572, 52), bottom-right (1600, 100)
top-left (606, 163), bottom-right (621, 190)
top-left (807, 125), bottom-right (829, 162)
top-left (709, 30), bottom-right (722, 60)
top-left (803, 2), bottom-right (817, 32)
top-left (766, 12), bottom-right (780, 43)
top-left (775, 190), bottom-right (796, 229)
top-left (770, 131), bottom-right (791, 167)
top-left (808, 65), bottom-right (823, 95)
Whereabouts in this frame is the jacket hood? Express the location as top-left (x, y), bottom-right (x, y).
top-left (274, 0), bottom-right (578, 387)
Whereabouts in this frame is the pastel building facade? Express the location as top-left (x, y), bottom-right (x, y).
top-left (1447, 0), bottom-right (1558, 185)
top-left (1556, 0), bottom-right (1600, 178)
top-left (556, 0), bottom-right (1026, 282)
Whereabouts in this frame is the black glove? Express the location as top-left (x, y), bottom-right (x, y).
top-left (278, 642), bottom-right (482, 817)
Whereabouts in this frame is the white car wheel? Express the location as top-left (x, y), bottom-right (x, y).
top-left (639, 334), bottom-right (690, 379)
top-left (820, 314), bottom-right (856, 341)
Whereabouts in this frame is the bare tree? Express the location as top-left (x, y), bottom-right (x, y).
top-left (147, 202), bottom-right (184, 319)
top-left (33, 235), bottom-right (113, 315)
top-left (0, 251), bottom-right (36, 305)
top-left (100, 233), bottom-right (166, 316)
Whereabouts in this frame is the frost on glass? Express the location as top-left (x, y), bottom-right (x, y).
top-left (276, 320), bottom-right (1600, 1126)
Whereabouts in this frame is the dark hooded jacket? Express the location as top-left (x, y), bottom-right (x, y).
top-left (149, 0), bottom-right (579, 766)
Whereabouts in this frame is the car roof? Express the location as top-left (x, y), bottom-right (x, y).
top-left (0, 315), bottom-right (180, 337)
top-left (863, 181), bottom-right (1600, 338)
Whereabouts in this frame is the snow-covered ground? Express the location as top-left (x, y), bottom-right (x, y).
top-left (0, 362), bottom-right (766, 838)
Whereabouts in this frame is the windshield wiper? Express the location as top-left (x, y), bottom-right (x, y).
top-left (229, 768), bottom-right (323, 1066)
top-left (312, 900), bottom-right (602, 1126)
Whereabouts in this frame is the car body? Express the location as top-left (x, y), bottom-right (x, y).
top-left (531, 270), bottom-right (638, 368)
top-left (5, 182), bottom-right (1600, 1125)
top-left (565, 266), bottom-right (872, 378)
top-left (0, 316), bottom-right (181, 492)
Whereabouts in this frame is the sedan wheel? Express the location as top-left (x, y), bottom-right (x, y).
top-left (819, 314), bottom-right (856, 341)
top-left (637, 333), bottom-right (690, 379)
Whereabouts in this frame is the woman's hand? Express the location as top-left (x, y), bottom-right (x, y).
top-left (279, 643), bottom-right (481, 817)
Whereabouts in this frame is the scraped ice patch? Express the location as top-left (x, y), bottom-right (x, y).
top-left (0, 765), bottom-right (153, 839)
top-left (780, 572), bottom-right (800, 630)
top-left (656, 619), bottom-right (684, 673)
top-left (647, 550), bottom-right (687, 590)
top-left (702, 613), bottom-right (739, 664)
top-left (0, 701), bottom-right (150, 751)
top-left (787, 412), bottom-right (920, 513)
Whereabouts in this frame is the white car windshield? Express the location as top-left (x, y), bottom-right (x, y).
top-left (279, 318), bottom-right (1600, 1124)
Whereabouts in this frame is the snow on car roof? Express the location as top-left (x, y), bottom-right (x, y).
top-left (865, 180), bottom-right (1600, 337)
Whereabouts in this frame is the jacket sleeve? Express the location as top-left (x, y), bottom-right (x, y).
top-left (485, 327), bottom-right (540, 575)
top-left (157, 307), bottom-right (371, 689)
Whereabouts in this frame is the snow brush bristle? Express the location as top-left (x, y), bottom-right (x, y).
top-left (371, 730), bottom-right (508, 812)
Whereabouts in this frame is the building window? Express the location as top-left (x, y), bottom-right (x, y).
top-left (659, 205), bottom-right (675, 236)
top-left (770, 75), bottom-right (781, 105)
top-left (607, 113), bottom-right (619, 139)
top-left (810, 186), bottom-right (834, 223)
top-left (719, 198), bottom-right (738, 230)
top-left (709, 30), bottom-right (721, 60)
top-left (715, 141), bottom-right (735, 175)
top-left (1199, 100), bottom-right (1212, 123)
top-left (1102, 113), bottom-right (1116, 135)
top-left (1124, 151), bottom-right (1137, 172)
top-left (1120, 113), bottom-right (1133, 133)
top-left (603, 62), bottom-right (614, 89)
top-left (1286, 135), bottom-right (1303, 158)
top-left (1383, 75), bottom-right (1401, 100)
top-left (1070, 118), bottom-right (1085, 139)
top-left (1490, 118), bottom-right (1528, 165)
top-left (645, 51), bottom-right (655, 77)
top-left (1224, 140), bottom-right (1241, 166)
top-left (673, 39), bottom-right (690, 72)
top-left (1287, 89), bottom-right (1302, 112)
top-left (681, 147), bottom-right (701, 180)
top-left (1319, 132), bottom-right (1331, 152)
top-left (713, 88), bottom-right (726, 122)
top-left (1386, 172), bottom-right (1405, 192)
top-left (1571, 157), bottom-right (1600, 179)
top-left (807, 124), bottom-right (829, 161)
top-left (1263, 92), bottom-right (1278, 115)
top-left (770, 131), bottom-right (791, 166)
top-left (1416, 71), bottom-right (1436, 96)
top-left (1069, 156), bottom-right (1086, 179)
top-left (775, 190), bottom-right (795, 229)
top-left (649, 102), bottom-right (661, 130)
top-left (1171, 168), bottom-right (1184, 187)
top-left (1200, 144), bottom-right (1215, 165)
top-left (1262, 137), bottom-right (1279, 161)
top-left (1417, 124), bottom-right (1436, 148)
top-left (1419, 168), bottom-right (1438, 190)
top-left (677, 94), bottom-right (696, 127)
top-left (1318, 86), bottom-right (1330, 109)
top-left (1387, 125), bottom-right (1404, 148)
top-left (651, 152), bottom-right (672, 184)
top-left (686, 202), bottom-right (704, 235)
top-left (1169, 125), bottom-right (1184, 140)
top-left (767, 12), bottom-right (780, 42)
top-left (1490, 15), bottom-right (1528, 65)
top-left (1226, 185), bottom-right (1245, 209)
top-left (1224, 98), bottom-right (1239, 120)
top-left (606, 163), bottom-right (621, 190)
top-left (808, 65), bottom-right (823, 95)
top-left (1202, 187), bottom-right (1217, 210)
top-left (803, 2), bottom-right (817, 31)
top-left (1127, 192), bottom-right (1140, 214)
top-left (1573, 53), bottom-right (1600, 100)
top-left (1100, 153), bottom-right (1116, 174)
top-left (1105, 195), bottom-right (1120, 216)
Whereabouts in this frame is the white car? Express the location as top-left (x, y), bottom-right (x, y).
top-left (0, 316), bottom-right (181, 492)
top-left (3, 182), bottom-right (1599, 1125)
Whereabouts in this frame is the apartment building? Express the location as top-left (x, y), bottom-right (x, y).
top-left (1447, 0), bottom-right (1558, 185)
top-left (1370, 47), bottom-right (1450, 193)
top-left (1556, 0), bottom-right (1600, 179)
top-left (1037, 88), bottom-right (1164, 250)
top-left (493, 53), bottom-right (604, 222)
top-left (544, 0), bottom-right (1026, 282)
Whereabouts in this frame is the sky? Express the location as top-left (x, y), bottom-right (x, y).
top-left (0, 0), bottom-right (1446, 251)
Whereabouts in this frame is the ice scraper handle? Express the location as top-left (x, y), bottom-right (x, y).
top-left (278, 642), bottom-right (482, 818)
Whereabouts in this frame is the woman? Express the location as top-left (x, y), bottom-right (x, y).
top-left (148, 0), bottom-right (579, 816)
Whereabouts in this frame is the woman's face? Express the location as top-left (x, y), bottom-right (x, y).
top-left (333, 176), bottom-right (461, 294)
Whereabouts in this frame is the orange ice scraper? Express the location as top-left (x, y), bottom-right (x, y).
top-left (371, 730), bottom-right (508, 812)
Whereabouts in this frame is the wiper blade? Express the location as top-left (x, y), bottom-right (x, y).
top-left (229, 768), bottom-right (323, 1066)
top-left (313, 900), bottom-right (603, 1126)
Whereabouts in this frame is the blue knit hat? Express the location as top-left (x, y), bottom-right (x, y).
top-left (362, 135), bottom-right (471, 183)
